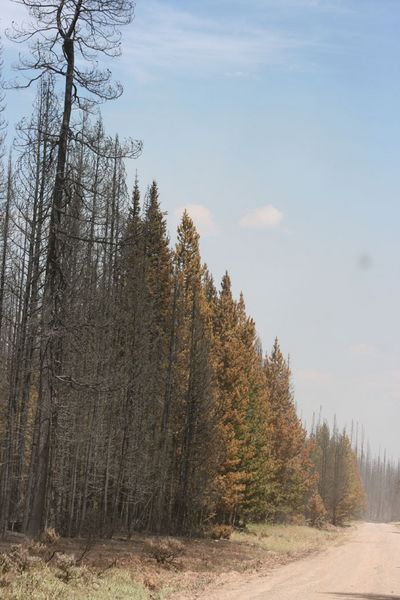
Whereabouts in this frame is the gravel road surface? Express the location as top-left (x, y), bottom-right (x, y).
top-left (203, 523), bottom-right (400, 600)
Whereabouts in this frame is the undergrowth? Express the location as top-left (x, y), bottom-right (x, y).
top-left (0, 523), bottom-right (343, 598)
top-left (0, 543), bottom-right (157, 600)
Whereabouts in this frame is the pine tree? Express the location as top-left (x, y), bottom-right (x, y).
top-left (335, 433), bottom-right (365, 524)
top-left (312, 422), bottom-right (365, 525)
top-left (172, 211), bottom-right (217, 534)
top-left (141, 182), bottom-right (172, 530)
top-left (236, 295), bottom-right (270, 522)
top-left (212, 274), bottom-right (250, 523)
top-left (264, 339), bottom-right (315, 521)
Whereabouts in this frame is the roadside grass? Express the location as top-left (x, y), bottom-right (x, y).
top-left (232, 523), bottom-right (340, 555)
top-left (0, 564), bottom-right (159, 600)
top-left (0, 542), bottom-right (167, 600)
top-left (0, 524), bottom-right (343, 599)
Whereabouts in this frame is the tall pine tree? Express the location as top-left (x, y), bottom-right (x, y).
top-left (264, 339), bottom-right (315, 521)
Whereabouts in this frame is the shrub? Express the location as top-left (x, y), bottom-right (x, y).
top-left (206, 525), bottom-right (233, 540)
top-left (0, 545), bottom-right (32, 574)
top-left (289, 514), bottom-right (307, 526)
top-left (145, 538), bottom-right (185, 566)
top-left (27, 541), bottom-right (47, 558)
top-left (40, 527), bottom-right (60, 545)
top-left (55, 553), bottom-right (80, 583)
top-left (307, 493), bottom-right (328, 529)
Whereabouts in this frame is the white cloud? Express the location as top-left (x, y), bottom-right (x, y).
top-left (175, 204), bottom-right (217, 237)
top-left (240, 204), bottom-right (283, 230)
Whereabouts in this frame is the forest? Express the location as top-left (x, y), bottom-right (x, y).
top-left (0, 0), bottom-right (398, 541)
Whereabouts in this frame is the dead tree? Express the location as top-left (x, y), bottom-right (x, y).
top-left (8, 0), bottom-right (138, 536)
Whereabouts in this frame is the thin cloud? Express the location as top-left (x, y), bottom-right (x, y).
top-left (279, 0), bottom-right (345, 8)
top-left (175, 204), bottom-right (217, 237)
top-left (0, 3), bottom-right (29, 40)
top-left (243, 0), bottom-right (351, 12)
top-left (350, 343), bottom-right (378, 357)
top-left (2, 1), bottom-right (321, 80)
top-left (224, 70), bottom-right (253, 79)
top-left (240, 204), bottom-right (283, 230)
top-left (296, 370), bottom-right (331, 384)
top-left (123, 1), bottom-right (313, 81)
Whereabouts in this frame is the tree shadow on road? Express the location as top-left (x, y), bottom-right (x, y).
top-left (327, 594), bottom-right (400, 599)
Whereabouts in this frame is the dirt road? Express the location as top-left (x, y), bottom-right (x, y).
top-left (201, 523), bottom-right (400, 600)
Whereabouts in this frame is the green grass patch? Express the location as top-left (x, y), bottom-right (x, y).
top-left (232, 523), bottom-right (339, 555)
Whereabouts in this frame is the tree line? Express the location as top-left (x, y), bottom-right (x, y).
top-left (359, 443), bottom-right (400, 523)
top-left (0, 0), bottom-right (384, 539)
top-left (0, 78), bottom-right (366, 536)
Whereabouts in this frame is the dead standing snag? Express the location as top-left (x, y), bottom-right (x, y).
top-left (7, 0), bottom-right (137, 536)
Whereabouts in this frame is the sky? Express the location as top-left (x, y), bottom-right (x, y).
top-left (1, 0), bottom-right (400, 457)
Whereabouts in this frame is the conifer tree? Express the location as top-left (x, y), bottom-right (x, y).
top-left (264, 339), bottom-right (315, 521)
top-left (212, 274), bottom-right (251, 523)
top-left (139, 181), bottom-right (172, 530)
top-left (334, 433), bottom-right (365, 524)
top-left (172, 211), bottom-right (217, 534)
top-left (236, 295), bottom-right (270, 522)
top-left (312, 422), bottom-right (365, 525)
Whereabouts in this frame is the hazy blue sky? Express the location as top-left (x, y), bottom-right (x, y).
top-left (1, 0), bottom-right (400, 456)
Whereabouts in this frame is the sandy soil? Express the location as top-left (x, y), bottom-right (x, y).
top-left (197, 523), bottom-right (400, 600)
